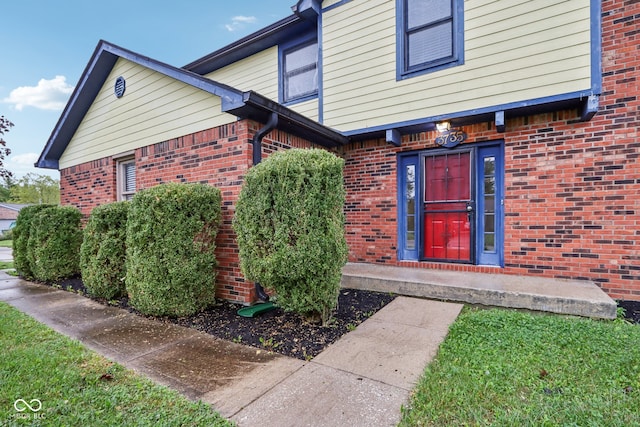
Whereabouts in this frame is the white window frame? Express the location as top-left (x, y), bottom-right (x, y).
top-left (116, 156), bottom-right (136, 201)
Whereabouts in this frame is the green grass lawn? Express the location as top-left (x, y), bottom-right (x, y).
top-left (0, 302), bottom-right (232, 427)
top-left (400, 308), bottom-right (640, 426)
top-left (0, 239), bottom-right (12, 248)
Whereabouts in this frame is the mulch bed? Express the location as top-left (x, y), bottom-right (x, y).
top-left (618, 300), bottom-right (640, 324)
top-left (57, 277), bottom-right (396, 360)
top-left (52, 277), bottom-right (640, 360)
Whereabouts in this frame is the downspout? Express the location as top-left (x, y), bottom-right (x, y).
top-left (252, 112), bottom-right (278, 302)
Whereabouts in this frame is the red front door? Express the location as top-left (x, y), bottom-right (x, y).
top-left (423, 152), bottom-right (472, 261)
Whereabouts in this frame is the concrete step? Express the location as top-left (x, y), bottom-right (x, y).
top-left (341, 263), bottom-right (617, 320)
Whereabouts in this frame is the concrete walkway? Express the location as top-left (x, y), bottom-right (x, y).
top-left (0, 246), bottom-right (13, 262)
top-left (0, 272), bottom-right (462, 426)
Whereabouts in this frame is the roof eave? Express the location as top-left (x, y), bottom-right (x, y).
top-left (228, 91), bottom-right (349, 148)
top-left (183, 14), bottom-right (315, 75)
top-left (36, 40), bottom-right (247, 170)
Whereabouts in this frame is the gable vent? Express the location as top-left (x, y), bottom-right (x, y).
top-left (114, 76), bottom-right (126, 98)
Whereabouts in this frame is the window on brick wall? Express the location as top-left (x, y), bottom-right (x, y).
top-left (117, 157), bottom-right (136, 201)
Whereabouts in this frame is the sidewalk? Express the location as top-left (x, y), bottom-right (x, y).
top-left (0, 246), bottom-right (13, 262)
top-left (0, 272), bottom-right (462, 426)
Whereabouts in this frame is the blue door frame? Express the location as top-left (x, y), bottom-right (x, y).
top-left (397, 142), bottom-right (504, 266)
top-left (398, 155), bottom-right (420, 260)
top-left (475, 145), bottom-right (504, 266)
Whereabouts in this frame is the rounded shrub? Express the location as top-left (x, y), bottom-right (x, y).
top-left (233, 148), bottom-right (348, 325)
top-left (27, 205), bottom-right (83, 282)
top-left (80, 201), bottom-right (130, 299)
top-left (125, 183), bottom-right (222, 317)
top-left (13, 204), bottom-right (55, 279)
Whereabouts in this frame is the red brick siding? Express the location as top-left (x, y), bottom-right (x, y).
top-left (135, 121), bottom-right (254, 303)
top-left (60, 158), bottom-right (116, 217)
top-left (339, 0), bottom-right (640, 300)
top-left (60, 120), bottom-right (316, 304)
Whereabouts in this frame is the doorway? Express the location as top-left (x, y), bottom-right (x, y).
top-left (398, 143), bottom-right (504, 266)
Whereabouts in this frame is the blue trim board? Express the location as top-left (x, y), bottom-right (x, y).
top-left (342, 89), bottom-right (599, 141)
top-left (322, 0), bottom-right (353, 13)
top-left (317, 11), bottom-right (324, 123)
top-left (591, 0), bottom-right (603, 93)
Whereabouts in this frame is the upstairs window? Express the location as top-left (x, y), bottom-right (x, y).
top-left (398, 0), bottom-right (464, 79)
top-left (282, 40), bottom-right (318, 103)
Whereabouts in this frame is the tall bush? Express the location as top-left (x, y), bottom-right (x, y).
top-left (13, 204), bottom-right (54, 279)
top-left (27, 205), bottom-right (83, 282)
top-left (80, 202), bottom-right (129, 299)
top-left (233, 148), bottom-right (348, 325)
top-left (125, 183), bottom-right (222, 317)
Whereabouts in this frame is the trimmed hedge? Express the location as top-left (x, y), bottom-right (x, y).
top-left (233, 148), bottom-right (348, 325)
top-left (125, 183), bottom-right (222, 317)
top-left (80, 201), bottom-right (130, 299)
top-left (27, 206), bottom-right (83, 282)
top-left (13, 204), bottom-right (55, 279)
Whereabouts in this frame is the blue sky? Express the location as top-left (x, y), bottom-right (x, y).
top-left (1, 0), bottom-right (296, 179)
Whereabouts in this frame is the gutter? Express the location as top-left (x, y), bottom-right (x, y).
top-left (236, 91), bottom-right (349, 148)
top-left (252, 111), bottom-right (278, 166)
top-left (251, 112), bottom-right (279, 302)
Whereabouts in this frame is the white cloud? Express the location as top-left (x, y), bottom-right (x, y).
top-left (3, 76), bottom-right (74, 111)
top-left (9, 152), bottom-right (38, 165)
top-left (4, 152), bottom-right (58, 179)
top-left (225, 15), bottom-right (257, 32)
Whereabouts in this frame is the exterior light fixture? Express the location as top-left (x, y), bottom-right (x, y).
top-left (436, 121), bottom-right (451, 133)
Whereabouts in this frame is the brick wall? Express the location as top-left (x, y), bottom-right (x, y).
top-left (135, 121), bottom-right (254, 302)
top-left (339, 0), bottom-right (640, 300)
top-left (60, 119), bottom-right (316, 304)
top-left (60, 158), bottom-right (116, 216)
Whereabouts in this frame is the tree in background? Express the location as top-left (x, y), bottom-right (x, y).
top-left (9, 173), bottom-right (60, 205)
top-left (0, 176), bottom-right (16, 202)
top-left (0, 116), bottom-right (13, 181)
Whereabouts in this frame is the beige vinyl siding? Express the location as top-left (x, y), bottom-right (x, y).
top-left (59, 58), bottom-right (235, 169)
top-left (206, 46), bottom-right (320, 121)
top-left (322, 0), bottom-right (592, 131)
top-left (322, 0), bottom-right (342, 8)
top-left (206, 47), bottom-right (279, 101)
top-left (288, 99), bottom-right (320, 121)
